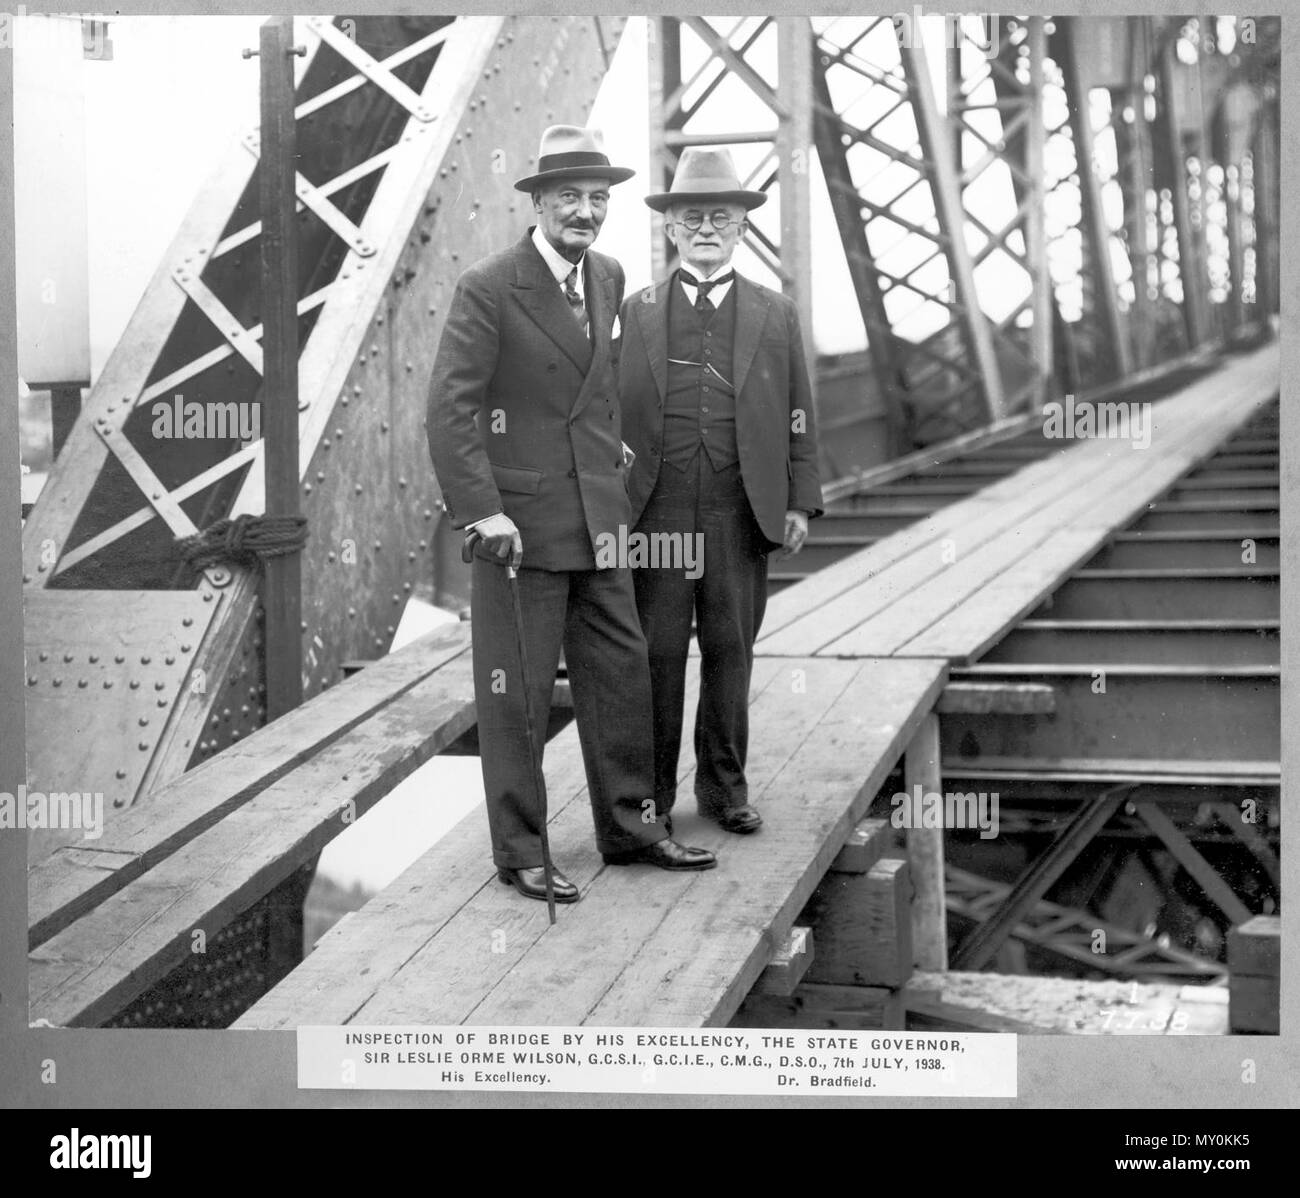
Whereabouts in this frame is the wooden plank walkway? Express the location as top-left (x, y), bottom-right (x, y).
top-left (28, 624), bottom-right (477, 1026)
top-left (756, 344), bottom-right (1278, 663)
top-left (234, 656), bottom-right (946, 1028)
top-left (29, 621), bottom-right (473, 948)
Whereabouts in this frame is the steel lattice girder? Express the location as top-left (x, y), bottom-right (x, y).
top-left (646, 16), bottom-right (817, 408)
top-left (21, 16), bottom-right (626, 832)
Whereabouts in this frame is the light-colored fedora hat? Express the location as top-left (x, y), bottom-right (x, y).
top-left (514, 124), bottom-right (636, 192)
top-left (644, 146), bottom-right (768, 213)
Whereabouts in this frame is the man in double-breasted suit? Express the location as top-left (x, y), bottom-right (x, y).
top-left (618, 147), bottom-right (824, 836)
top-left (427, 126), bottom-right (716, 904)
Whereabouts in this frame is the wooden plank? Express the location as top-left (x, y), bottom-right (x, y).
top-left (901, 990), bottom-right (1047, 1034)
top-left (1227, 915), bottom-right (1280, 978)
top-left (760, 441), bottom-right (1112, 654)
top-left (936, 681), bottom-right (1055, 715)
top-left (758, 439), bottom-right (1094, 647)
top-left (885, 358), bottom-right (1279, 661)
top-left (28, 622), bottom-right (470, 946)
top-left (827, 388), bottom-right (1252, 660)
top-left (753, 926), bottom-right (814, 997)
top-left (29, 654), bottom-right (478, 1028)
top-left (819, 413), bottom-right (1038, 503)
top-left (233, 659), bottom-right (722, 1028)
top-left (284, 657), bottom-right (944, 1030)
top-left (900, 526), bottom-right (1111, 662)
top-left (581, 658), bottom-right (946, 1027)
top-left (801, 856), bottom-right (914, 989)
top-left (829, 817), bottom-right (890, 874)
top-left (445, 658), bottom-right (870, 1028)
top-left (904, 711), bottom-right (946, 970)
top-left (759, 340), bottom-right (1274, 654)
top-left (941, 755), bottom-right (1280, 785)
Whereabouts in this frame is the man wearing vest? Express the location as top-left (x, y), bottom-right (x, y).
top-left (618, 147), bottom-right (825, 836)
top-left (428, 127), bottom-right (716, 905)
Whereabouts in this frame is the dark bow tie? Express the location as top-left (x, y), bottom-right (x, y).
top-left (680, 270), bottom-right (734, 295)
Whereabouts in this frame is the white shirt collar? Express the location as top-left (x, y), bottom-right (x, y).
top-left (532, 226), bottom-right (585, 296)
top-left (678, 262), bottom-right (735, 306)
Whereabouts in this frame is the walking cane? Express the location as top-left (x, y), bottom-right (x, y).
top-left (463, 529), bottom-right (558, 924)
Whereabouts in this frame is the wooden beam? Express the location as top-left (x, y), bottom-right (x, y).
top-left (829, 816), bottom-right (889, 874)
top-left (259, 15), bottom-right (304, 723)
top-left (753, 926), bottom-right (814, 997)
top-left (28, 624), bottom-right (470, 946)
top-left (937, 681), bottom-right (1055, 715)
top-left (1227, 915), bottom-right (1280, 978)
top-left (801, 856), bottom-right (914, 989)
top-left (904, 712), bottom-right (945, 970)
top-left (29, 654), bottom-right (478, 1028)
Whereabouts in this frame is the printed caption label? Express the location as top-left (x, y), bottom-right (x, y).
top-left (298, 1025), bottom-right (1017, 1096)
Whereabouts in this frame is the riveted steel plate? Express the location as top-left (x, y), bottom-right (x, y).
top-left (23, 590), bottom-right (218, 865)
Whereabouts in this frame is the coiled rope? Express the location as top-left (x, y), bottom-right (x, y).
top-left (176, 513), bottom-right (309, 574)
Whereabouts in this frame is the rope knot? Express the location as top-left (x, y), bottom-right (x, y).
top-left (176, 513), bottom-right (309, 575)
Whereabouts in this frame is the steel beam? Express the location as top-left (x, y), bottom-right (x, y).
top-left (899, 38), bottom-right (1006, 421)
top-left (1060, 18), bottom-right (1130, 380)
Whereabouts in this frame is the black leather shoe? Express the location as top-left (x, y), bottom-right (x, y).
top-left (497, 865), bottom-right (581, 903)
top-left (705, 804), bottom-right (763, 835)
top-left (602, 838), bottom-right (717, 871)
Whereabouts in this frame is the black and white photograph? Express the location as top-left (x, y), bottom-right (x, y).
top-left (0, 6), bottom-right (1292, 1126)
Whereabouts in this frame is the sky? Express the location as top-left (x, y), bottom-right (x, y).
top-left (24, 13), bottom-right (895, 380)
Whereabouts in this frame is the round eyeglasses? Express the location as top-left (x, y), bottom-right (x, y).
top-left (672, 212), bottom-right (742, 233)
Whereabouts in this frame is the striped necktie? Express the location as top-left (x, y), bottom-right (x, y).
top-left (564, 267), bottom-right (587, 332)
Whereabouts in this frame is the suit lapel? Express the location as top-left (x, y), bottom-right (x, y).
top-left (570, 257), bottom-right (615, 417)
top-left (732, 273), bottom-right (773, 399)
top-left (511, 234), bottom-right (594, 374)
top-left (636, 277), bottom-right (672, 401)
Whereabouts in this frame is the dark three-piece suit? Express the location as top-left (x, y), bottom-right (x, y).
top-left (618, 271), bottom-right (824, 818)
top-left (427, 230), bottom-right (667, 868)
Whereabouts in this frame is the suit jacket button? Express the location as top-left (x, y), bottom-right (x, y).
top-left (547, 362), bottom-right (558, 372)
top-left (567, 469), bottom-right (577, 478)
